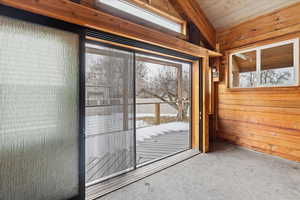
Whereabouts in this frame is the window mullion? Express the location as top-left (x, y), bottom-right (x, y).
top-left (256, 48), bottom-right (261, 87)
top-left (294, 39), bottom-right (299, 85)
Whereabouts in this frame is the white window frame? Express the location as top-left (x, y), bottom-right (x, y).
top-left (229, 38), bottom-right (299, 88)
top-left (96, 0), bottom-right (185, 34)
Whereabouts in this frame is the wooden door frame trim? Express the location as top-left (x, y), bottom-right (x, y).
top-left (192, 60), bottom-right (201, 150)
top-left (202, 56), bottom-right (210, 152)
top-left (88, 36), bottom-right (202, 152)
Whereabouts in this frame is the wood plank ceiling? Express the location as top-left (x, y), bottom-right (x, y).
top-left (196, 0), bottom-right (300, 30)
top-left (171, 0), bottom-right (216, 48)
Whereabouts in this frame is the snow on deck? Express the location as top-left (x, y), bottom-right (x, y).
top-left (136, 122), bottom-right (189, 142)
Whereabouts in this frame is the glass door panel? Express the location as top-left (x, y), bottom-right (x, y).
top-left (135, 53), bottom-right (192, 166)
top-left (85, 43), bottom-right (135, 184)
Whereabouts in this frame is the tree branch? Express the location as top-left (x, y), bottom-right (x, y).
top-left (139, 89), bottom-right (178, 110)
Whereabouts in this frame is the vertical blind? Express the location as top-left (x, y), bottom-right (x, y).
top-left (0, 15), bottom-right (79, 200)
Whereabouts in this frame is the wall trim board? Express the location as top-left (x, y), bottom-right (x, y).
top-left (86, 28), bottom-right (198, 61)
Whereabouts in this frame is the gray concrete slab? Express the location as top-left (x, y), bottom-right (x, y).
top-left (98, 141), bottom-right (300, 200)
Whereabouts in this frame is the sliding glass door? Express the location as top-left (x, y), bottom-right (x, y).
top-left (0, 15), bottom-right (80, 200)
top-left (85, 43), bottom-right (135, 185)
top-left (84, 41), bottom-right (192, 184)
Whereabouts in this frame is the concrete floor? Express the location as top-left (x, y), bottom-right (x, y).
top-left (99, 141), bottom-right (300, 200)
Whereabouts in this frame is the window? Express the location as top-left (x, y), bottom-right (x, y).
top-left (229, 39), bottom-right (299, 88)
top-left (96, 0), bottom-right (185, 35)
top-left (231, 50), bottom-right (257, 88)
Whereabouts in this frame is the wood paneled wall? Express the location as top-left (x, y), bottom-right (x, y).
top-left (216, 2), bottom-right (300, 162)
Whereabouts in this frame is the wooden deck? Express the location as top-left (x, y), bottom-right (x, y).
top-left (86, 130), bottom-right (190, 184)
top-left (136, 130), bottom-right (190, 164)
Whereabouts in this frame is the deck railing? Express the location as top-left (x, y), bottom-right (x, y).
top-left (85, 100), bottom-right (189, 137)
top-left (136, 101), bottom-right (177, 125)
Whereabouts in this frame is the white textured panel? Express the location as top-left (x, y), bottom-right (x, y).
top-left (197, 0), bottom-right (300, 29)
top-left (0, 16), bottom-right (79, 200)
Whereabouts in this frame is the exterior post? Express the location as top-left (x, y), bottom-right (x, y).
top-left (155, 103), bottom-right (160, 125)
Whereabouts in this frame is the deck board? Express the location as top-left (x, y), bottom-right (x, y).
top-left (86, 129), bottom-right (189, 184)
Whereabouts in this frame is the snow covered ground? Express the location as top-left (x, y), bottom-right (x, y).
top-left (85, 113), bottom-right (189, 138)
top-left (136, 121), bottom-right (189, 142)
top-left (85, 114), bottom-right (189, 160)
top-left (85, 113), bottom-right (185, 136)
top-left (136, 113), bottom-right (177, 118)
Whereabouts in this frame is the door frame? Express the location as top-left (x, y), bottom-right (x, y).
top-left (197, 59), bottom-right (203, 151)
top-left (84, 39), bottom-right (199, 181)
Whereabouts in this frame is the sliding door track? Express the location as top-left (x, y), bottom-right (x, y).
top-left (86, 149), bottom-right (199, 200)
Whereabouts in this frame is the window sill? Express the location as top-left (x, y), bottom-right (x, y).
top-left (226, 85), bottom-right (300, 92)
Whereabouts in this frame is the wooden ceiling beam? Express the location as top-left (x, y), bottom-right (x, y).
top-left (0, 0), bottom-right (221, 58)
top-left (171, 0), bottom-right (216, 48)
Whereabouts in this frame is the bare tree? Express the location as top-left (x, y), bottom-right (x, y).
top-left (240, 71), bottom-right (257, 87)
top-left (260, 69), bottom-right (291, 85)
top-left (86, 54), bottom-right (130, 105)
top-left (136, 61), bottom-right (190, 120)
top-left (240, 68), bottom-right (292, 87)
top-left (86, 55), bottom-right (191, 121)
